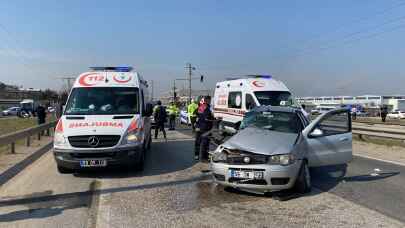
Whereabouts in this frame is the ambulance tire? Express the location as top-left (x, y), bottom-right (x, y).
top-left (146, 134), bottom-right (152, 151)
top-left (135, 148), bottom-right (145, 172)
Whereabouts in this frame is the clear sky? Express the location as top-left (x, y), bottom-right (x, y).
top-left (1, 0), bottom-right (405, 97)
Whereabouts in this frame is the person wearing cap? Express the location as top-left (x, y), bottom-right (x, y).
top-left (187, 99), bottom-right (198, 132)
top-left (194, 97), bottom-right (214, 161)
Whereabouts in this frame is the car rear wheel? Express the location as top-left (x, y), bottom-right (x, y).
top-left (57, 165), bottom-right (73, 174)
top-left (294, 161), bottom-right (311, 194)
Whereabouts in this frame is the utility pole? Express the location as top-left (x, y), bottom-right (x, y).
top-left (185, 63), bottom-right (195, 105)
top-left (151, 80), bottom-right (154, 101)
top-left (172, 80), bottom-right (177, 103)
top-left (59, 77), bottom-right (75, 91)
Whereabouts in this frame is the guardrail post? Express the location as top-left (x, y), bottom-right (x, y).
top-left (26, 136), bottom-right (30, 147)
top-left (11, 142), bottom-right (15, 154)
top-left (37, 133), bottom-right (41, 141)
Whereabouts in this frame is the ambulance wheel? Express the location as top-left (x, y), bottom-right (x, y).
top-left (57, 165), bottom-right (73, 174)
top-left (146, 134), bottom-right (152, 151)
top-left (135, 149), bottom-right (145, 171)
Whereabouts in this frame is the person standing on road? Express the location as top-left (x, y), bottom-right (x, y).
top-left (167, 102), bottom-right (179, 131)
top-left (194, 97), bottom-right (214, 161)
top-left (36, 103), bottom-right (47, 125)
top-left (351, 106), bottom-right (357, 120)
top-left (381, 106), bottom-right (388, 122)
top-left (188, 99), bottom-right (198, 132)
top-left (154, 101), bottom-right (167, 140)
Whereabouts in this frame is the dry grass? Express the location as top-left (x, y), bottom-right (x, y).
top-left (0, 116), bottom-right (55, 154)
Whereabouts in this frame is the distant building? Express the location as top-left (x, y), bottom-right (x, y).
top-left (297, 95), bottom-right (405, 111)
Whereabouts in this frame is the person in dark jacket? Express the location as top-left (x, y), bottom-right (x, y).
top-left (36, 104), bottom-right (47, 125)
top-left (194, 97), bottom-right (214, 161)
top-left (381, 106), bottom-right (388, 122)
top-left (153, 100), bottom-right (167, 140)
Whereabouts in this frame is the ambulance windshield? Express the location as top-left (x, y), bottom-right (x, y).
top-left (64, 87), bottom-right (139, 115)
top-left (254, 91), bottom-right (298, 107)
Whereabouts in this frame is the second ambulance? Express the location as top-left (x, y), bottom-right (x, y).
top-left (213, 75), bottom-right (299, 133)
top-left (53, 67), bottom-right (153, 173)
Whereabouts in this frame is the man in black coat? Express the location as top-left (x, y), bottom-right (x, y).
top-left (194, 97), bottom-right (214, 161)
top-left (36, 104), bottom-right (47, 125)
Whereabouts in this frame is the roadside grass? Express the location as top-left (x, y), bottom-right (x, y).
top-left (0, 116), bottom-right (56, 154)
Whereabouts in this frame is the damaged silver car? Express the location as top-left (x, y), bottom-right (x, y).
top-left (210, 106), bottom-right (352, 194)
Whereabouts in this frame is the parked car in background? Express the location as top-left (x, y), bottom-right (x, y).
top-left (355, 111), bottom-right (368, 117)
top-left (2, 107), bottom-right (21, 116)
top-left (311, 106), bottom-right (336, 115)
top-left (387, 111), bottom-right (405, 119)
top-left (210, 106), bottom-right (352, 195)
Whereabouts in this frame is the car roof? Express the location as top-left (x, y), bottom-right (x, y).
top-left (249, 105), bottom-right (301, 114)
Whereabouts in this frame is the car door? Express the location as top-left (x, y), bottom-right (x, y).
top-left (302, 108), bottom-right (352, 167)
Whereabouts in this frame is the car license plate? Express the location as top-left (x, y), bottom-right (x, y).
top-left (229, 170), bottom-right (264, 179)
top-left (79, 160), bottom-right (107, 167)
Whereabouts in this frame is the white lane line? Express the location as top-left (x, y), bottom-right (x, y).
top-left (354, 154), bottom-right (405, 167)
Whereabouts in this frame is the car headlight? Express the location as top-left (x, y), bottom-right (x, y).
top-left (211, 146), bottom-right (227, 162)
top-left (269, 154), bottom-right (296, 166)
top-left (54, 132), bottom-right (67, 147)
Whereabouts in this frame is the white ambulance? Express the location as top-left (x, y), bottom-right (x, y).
top-left (53, 67), bottom-right (153, 173)
top-left (213, 75), bottom-right (298, 133)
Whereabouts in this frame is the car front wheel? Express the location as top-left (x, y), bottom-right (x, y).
top-left (294, 161), bottom-right (311, 194)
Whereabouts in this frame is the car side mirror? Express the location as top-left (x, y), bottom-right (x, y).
top-left (145, 103), bottom-right (153, 117)
top-left (310, 128), bottom-right (324, 137)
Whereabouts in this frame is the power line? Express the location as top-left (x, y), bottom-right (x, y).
top-left (292, 0), bottom-right (405, 53)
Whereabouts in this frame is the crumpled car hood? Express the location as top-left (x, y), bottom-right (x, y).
top-left (222, 127), bottom-right (298, 155)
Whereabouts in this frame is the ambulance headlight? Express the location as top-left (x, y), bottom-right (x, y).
top-left (122, 118), bottom-right (144, 145)
top-left (126, 133), bottom-right (139, 142)
top-left (122, 131), bottom-right (143, 145)
top-left (54, 132), bottom-right (67, 147)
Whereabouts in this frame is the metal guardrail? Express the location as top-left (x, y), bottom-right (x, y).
top-left (352, 125), bottom-right (405, 140)
top-left (0, 121), bottom-right (57, 153)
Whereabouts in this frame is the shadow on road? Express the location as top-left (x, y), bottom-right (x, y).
top-left (73, 138), bottom-right (196, 179)
top-left (311, 164), bottom-right (400, 192)
top-left (0, 182), bottom-right (94, 223)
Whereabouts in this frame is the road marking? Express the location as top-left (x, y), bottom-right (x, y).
top-left (354, 154), bottom-right (405, 167)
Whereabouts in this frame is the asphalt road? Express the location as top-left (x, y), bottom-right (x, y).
top-left (0, 127), bottom-right (404, 227)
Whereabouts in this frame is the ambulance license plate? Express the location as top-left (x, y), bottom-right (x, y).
top-left (79, 160), bottom-right (107, 167)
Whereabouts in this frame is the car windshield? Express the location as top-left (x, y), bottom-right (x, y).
top-left (64, 87), bottom-right (139, 115)
top-left (241, 110), bottom-right (303, 134)
top-left (254, 91), bottom-right (298, 107)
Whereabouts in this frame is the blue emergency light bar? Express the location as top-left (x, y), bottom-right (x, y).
top-left (247, 74), bottom-right (272, 79)
top-left (90, 66), bottom-right (133, 72)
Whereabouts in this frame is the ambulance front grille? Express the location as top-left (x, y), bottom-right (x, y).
top-left (68, 135), bottom-right (121, 148)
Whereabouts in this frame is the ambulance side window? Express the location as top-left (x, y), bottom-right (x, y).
top-left (228, 92), bottom-right (242, 109)
top-left (245, 94), bottom-right (257, 110)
